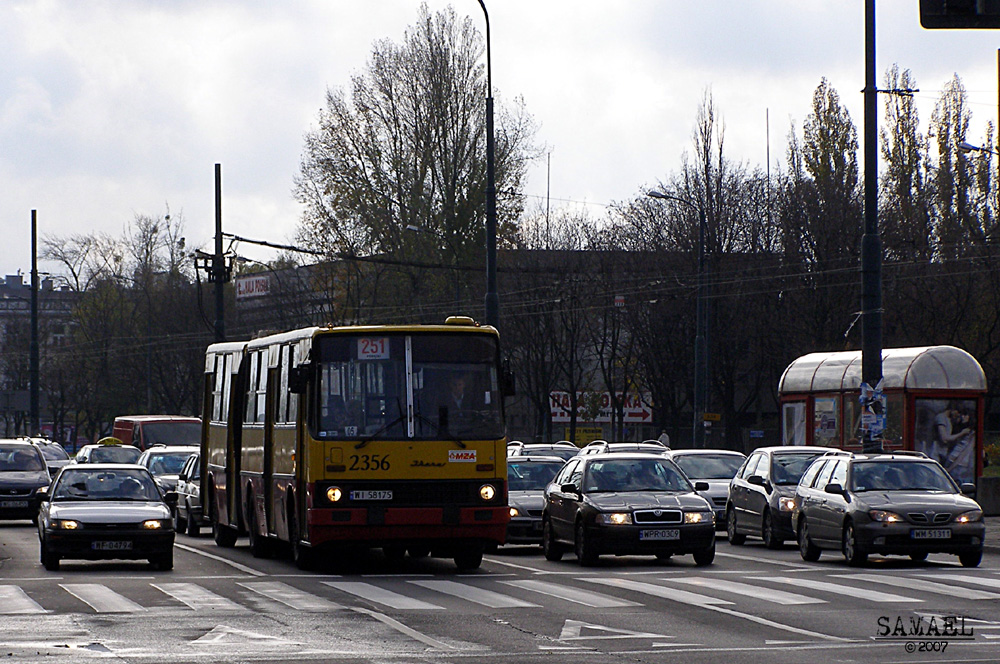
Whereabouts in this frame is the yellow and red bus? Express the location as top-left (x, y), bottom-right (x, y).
top-left (201, 316), bottom-right (511, 570)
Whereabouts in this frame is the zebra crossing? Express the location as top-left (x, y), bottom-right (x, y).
top-left (4, 569), bottom-right (1000, 616)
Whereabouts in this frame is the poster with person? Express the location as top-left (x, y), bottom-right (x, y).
top-left (914, 398), bottom-right (976, 485)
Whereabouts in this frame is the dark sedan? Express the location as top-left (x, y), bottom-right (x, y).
top-left (0, 440), bottom-right (52, 522)
top-left (505, 456), bottom-right (566, 545)
top-left (794, 451), bottom-right (985, 567)
top-left (542, 453), bottom-right (716, 566)
top-left (37, 464), bottom-right (176, 571)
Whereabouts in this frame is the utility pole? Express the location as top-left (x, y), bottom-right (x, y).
top-left (30, 210), bottom-right (40, 435)
top-left (213, 163), bottom-right (226, 343)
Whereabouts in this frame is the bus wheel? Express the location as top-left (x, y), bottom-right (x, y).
top-left (248, 495), bottom-right (273, 559)
top-left (213, 519), bottom-right (238, 548)
top-left (289, 509), bottom-right (318, 571)
top-left (454, 546), bottom-right (483, 571)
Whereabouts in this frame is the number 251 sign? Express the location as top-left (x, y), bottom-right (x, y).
top-left (358, 338), bottom-right (389, 360)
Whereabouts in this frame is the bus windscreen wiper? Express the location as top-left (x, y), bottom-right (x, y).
top-left (355, 412), bottom-right (407, 449)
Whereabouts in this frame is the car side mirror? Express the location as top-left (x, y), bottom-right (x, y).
top-left (560, 483), bottom-right (580, 495)
top-left (163, 491), bottom-right (179, 506)
top-left (748, 475), bottom-right (767, 488)
top-left (694, 481), bottom-right (710, 492)
top-left (825, 483), bottom-right (845, 496)
top-left (37, 485), bottom-right (50, 501)
top-left (960, 482), bottom-right (977, 498)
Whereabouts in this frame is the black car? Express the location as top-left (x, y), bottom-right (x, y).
top-left (37, 463), bottom-right (177, 570)
top-left (793, 451), bottom-right (985, 567)
top-left (727, 445), bottom-right (828, 548)
top-left (24, 437), bottom-right (71, 477)
top-left (542, 453), bottom-right (716, 566)
top-left (0, 440), bottom-right (52, 522)
top-left (505, 456), bottom-right (566, 545)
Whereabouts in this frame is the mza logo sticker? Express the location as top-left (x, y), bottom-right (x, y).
top-left (448, 450), bottom-right (477, 463)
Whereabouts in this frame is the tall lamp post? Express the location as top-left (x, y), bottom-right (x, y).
top-left (475, 0), bottom-right (499, 330)
top-left (647, 190), bottom-right (709, 448)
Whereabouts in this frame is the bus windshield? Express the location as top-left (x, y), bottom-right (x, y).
top-left (314, 332), bottom-right (504, 441)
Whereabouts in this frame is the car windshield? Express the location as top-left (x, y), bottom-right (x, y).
top-left (53, 468), bottom-right (160, 501)
top-left (36, 443), bottom-right (70, 461)
top-left (508, 461), bottom-right (563, 491)
top-left (89, 446), bottom-right (141, 464)
top-left (673, 454), bottom-right (744, 480)
top-left (850, 460), bottom-right (957, 493)
top-left (0, 446), bottom-right (45, 472)
top-left (146, 452), bottom-right (194, 476)
top-left (584, 458), bottom-right (691, 493)
top-left (770, 452), bottom-right (824, 485)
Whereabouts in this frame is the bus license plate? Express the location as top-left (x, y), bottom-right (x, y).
top-left (640, 529), bottom-right (680, 541)
top-left (350, 490), bottom-right (392, 501)
top-left (0, 500), bottom-right (29, 509)
top-left (911, 529), bottom-right (951, 540)
top-left (92, 541), bottom-right (133, 551)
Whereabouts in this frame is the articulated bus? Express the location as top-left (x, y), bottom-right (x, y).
top-left (201, 316), bottom-right (511, 570)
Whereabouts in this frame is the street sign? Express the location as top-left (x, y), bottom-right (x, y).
top-left (703, 412), bottom-right (721, 422)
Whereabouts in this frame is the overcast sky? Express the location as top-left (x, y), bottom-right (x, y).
top-left (4, 1), bottom-right (1000, 278)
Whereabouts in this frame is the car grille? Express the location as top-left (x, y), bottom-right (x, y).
top-left (711, 497), bottom-right (726, 507)
top-left (633, 509), bottom-right (682, 524)
top-left (524, 509), bottom-right (543, 517)
top-left (907, 512), bottom-right (952, 525)
top-left (0, 488), bottom-right (33, 497)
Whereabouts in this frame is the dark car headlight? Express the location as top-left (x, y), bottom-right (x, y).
top-left (868, 509), bottom-right (904, 523)
top-left (684, 511), bottom-right (713, 525)
top-left (778, 497), bottom-right (796, 512)
top-left (956, 509), bottom-right (983, 524)
top-left (598, 512), bottom-right (632, 525)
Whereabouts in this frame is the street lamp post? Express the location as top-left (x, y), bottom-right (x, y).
top-left (647, 190), bottom-right (709, 448)
top-left (475, 0), bottom-right (499, 330)
top-left (406, 224), bottom-right (461, 312)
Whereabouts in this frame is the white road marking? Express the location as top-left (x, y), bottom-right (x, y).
top-left (153, 582), bottom-right (247, 612)
top-left (0, 585), bottom-right (47, 614)
top-left (833, 573), bottom-right (1000, 600)
top-left (914, 573), bottom-right (1000, 590)
top-left (501, 579), bottom-right (640, 607)
top-left (583, 577), bottom-right (734, 606)
top-left (667, 577), bottom-right (825, 605)
top-left (174, 542), bottom-right (266, 576)
top-left (238, 581), bottom-right (343, 611)
top-left (61, 584), bottom-right (145, 613)
top-left (753, 576), bottom-right (921, 603)
top-left (323, 581), bottom-right (443, 610)
top-left (351, 607), bottom-right (457, 650)
top-left (409, 579), bottom-right (539, 608)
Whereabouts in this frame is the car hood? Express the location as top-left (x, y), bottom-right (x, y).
top-left (0, 471), bottom-right (52, 489)
top-left (509, 491), bottom-right (546, 511)
top-left (586, 491), bottom-right (710, 511)
top-left (857, 491), bottom-right (981, 513)
top-left (49, 501), bottom-right (171, 523)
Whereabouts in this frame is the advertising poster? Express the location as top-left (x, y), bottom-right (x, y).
top-left (914, 399), bottom-right (976, 485)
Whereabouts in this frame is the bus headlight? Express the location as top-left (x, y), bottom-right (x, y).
top-left (479, 484), bottom-right (496, 501)
top-left (327, 486), bottom-right (343, 503)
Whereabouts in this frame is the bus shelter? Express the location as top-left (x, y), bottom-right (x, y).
top-left (777, 346), bottom-right (986, 485)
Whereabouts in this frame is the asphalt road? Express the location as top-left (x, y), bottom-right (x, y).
top-left (1, 519), bottom-right (999, 664)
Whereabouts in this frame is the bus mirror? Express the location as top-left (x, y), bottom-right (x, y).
top-left (288, 363), bottom-right (312, 394)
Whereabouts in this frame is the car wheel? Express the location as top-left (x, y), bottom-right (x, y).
top-left (798, 519), bottom-right (821, 562)
top-left (842, 521), bottom-right (868, 567)
top-left (959, 549), bottom-right (982, 568)
top-left (150, 551), bottom-right (173, 571)
top-left (174, 506), bottom-right (188, 534)
top-left (762, 510), bottom-right (783, 549)
top-left (185, 504), bottom-right (200, 537)
top-left (726, 507), bottom-right (745, 545)
top-left (542, 518), bottom-right (564, 561)
top-left (692, 542), bottom-right (715, 566)
top-left (909, 551), bottom-right (928, 562)
top-left (454, 546), bottom-right (483, 571)
top-left (41, 545), bottom-right (60, 571)
top-left (574, 520), bottom-right (599, 566)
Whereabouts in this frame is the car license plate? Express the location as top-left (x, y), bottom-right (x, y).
top-left (911, 529), bottom-right (951, 540)
top-left (0, 500), bottom-right (29, 508)
top-left (640, 529), bottom-right (680, 541)
top-left (92, 541), bottom-right (133, 551)
top-left (350, 490), bottom-right (392, 501)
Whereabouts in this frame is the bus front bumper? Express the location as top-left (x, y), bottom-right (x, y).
top-left (306, 506), bottom-right (509, 545)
